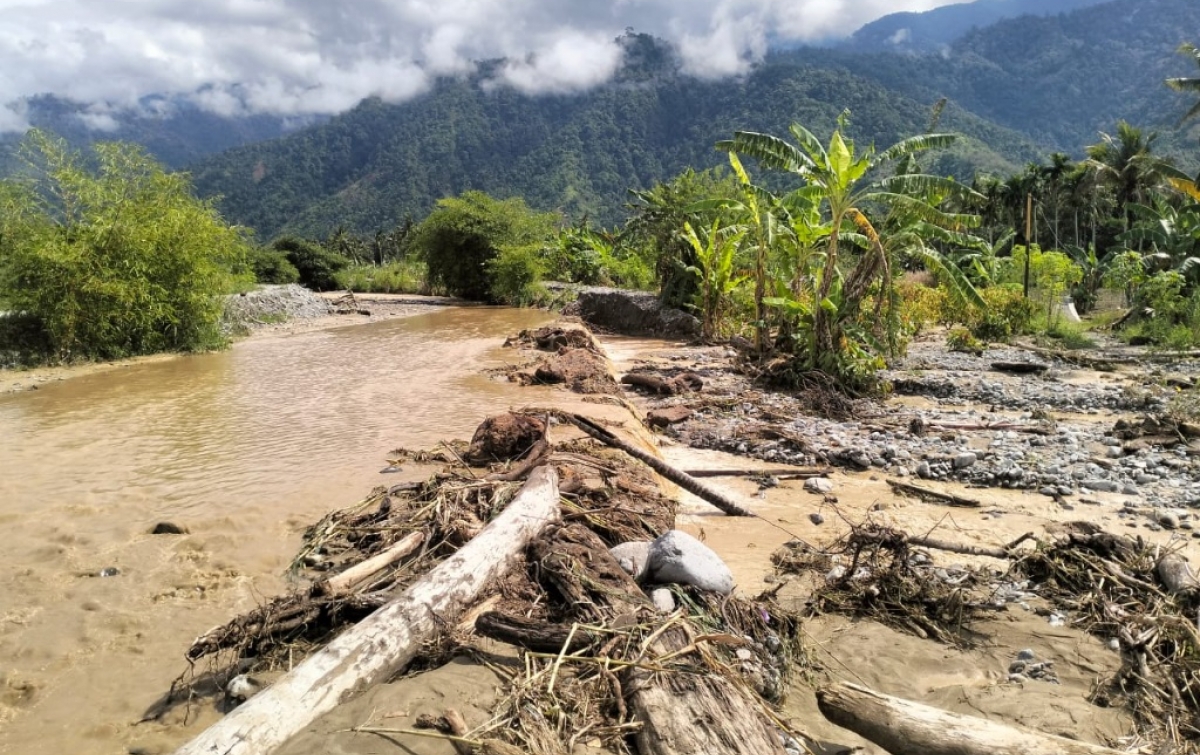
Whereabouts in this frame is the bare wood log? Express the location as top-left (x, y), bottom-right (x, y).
top-left (567, 413), bottom-right (754, 517)
top-left (886, 479), bottom-right (981, 508)
top-left (315, 531), bottom-right (425, 597)
top-left (1157, 553), bottom-right (1200, 596)
top-left (817, 682), bottom-right (1126, 755)
top-left (172, 466), bottom-right (562, 755)
top-left (926, 422), bottom-right (1052, 436)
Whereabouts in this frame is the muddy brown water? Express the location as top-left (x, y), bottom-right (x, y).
top-left (0, 306), bottom-right (554, 755)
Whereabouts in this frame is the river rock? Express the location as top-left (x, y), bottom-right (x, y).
top-left (647, 530), bottom-right (734, 594)
top-left (564, 287), bottom-right (700, 338)
top-left (953, 452), bottom-right (978, 470)
top-left (466, 413), bottom-right (545, 463)
top-left (650, 587), bottom-right (676, 613)
top-left (1159, 511), bottom-right (1182, 530)
top-left (804, 477), bottom-right (835, 495)
top-left (647, 406), bottom-right (694, 428)
top-left (609, 541), bottom-right (651, 581)
top-left (150, 522), bottom-right (188, 535)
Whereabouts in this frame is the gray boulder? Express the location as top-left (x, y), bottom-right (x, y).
top-left (647, 530), bottom-right (734, 594)
top-left (609, 541), bottom-right (652, 581)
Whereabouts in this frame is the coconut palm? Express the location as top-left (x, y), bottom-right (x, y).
top-left (1085, 121), bottom-right (1172, 235)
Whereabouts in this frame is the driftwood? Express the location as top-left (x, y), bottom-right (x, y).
top-left (1157, 553), bottom-right (1200, 596)
top-left (172, 467), bottom-right (562, 755)
top-left (886, 479), bottom-right (981, 508)
top-left (567, 413), bottom-right (754, 517)
top-left (817, 681), bottom-right (1126, 755)
top-left (852, 528), bottom-right (1036, 560)
top-left (474, 612), bottom-right (604, 654)
top-left (531, 524), bottom-right (787, 755)
top-left (314, 531), bottom-right (425, 596)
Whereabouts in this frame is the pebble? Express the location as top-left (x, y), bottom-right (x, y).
top-left (98, 567), bottom-right (120, 578)
top-left (226, 674), bottom-right (263, 702)
top-left (808, 512), bottom-right (825, 526)
top-left (150, 522), bottom-right (187, 535)
top-left (650, 587), bottom-right (676, 613)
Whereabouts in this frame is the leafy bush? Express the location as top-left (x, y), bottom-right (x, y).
top-left (487, 243), bottom-right (548, 305)
top-left (273, 235), bottom-right (349, 291)
top-left (249, 247), bottom-right (300, 284)
top-left (970, 286), bottom-right (1037, 342)
top-left (0, 131), bottom-right (252, 361)
top-left (947, 327), bottom-right (984, 354)
top-left (413, 191), bottom-right (558, 302)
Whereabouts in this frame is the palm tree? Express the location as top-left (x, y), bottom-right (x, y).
top-left (717, 120), bottom-right (979, 387)
top-left (1085, 121), bottom-right (1171, 237)
top-left (1167, 43), bottom-right (1200, 124)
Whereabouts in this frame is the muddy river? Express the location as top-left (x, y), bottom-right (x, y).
top-left (0, 306), bottom-right (554, 755)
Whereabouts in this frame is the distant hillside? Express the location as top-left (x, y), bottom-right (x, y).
top-left (189, 37), bottom-right (1038, 238)
top-left (817, 0), bottom-right (1200, 155)
top-left (844, 0), bottom-right (1109, 53)
top-left (0, 95), bottom-right (303, 172)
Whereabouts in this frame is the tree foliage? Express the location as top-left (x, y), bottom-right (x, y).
top-left (413, 191), bottom-right (559, 302)
top-left (0, 130), bottom-right (251, 361)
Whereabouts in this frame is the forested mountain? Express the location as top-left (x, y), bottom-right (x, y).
top-left (189, 0), bottom-right (1200, 238)
top-left (188, 39), bottom-right (1038, 238)
top-left (843, 0), bottom-right (1109, 53)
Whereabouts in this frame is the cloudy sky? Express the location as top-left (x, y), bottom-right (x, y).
top-left (0, 0), bottom-right (958, 130)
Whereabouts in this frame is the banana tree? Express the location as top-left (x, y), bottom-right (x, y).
top-left (681, 220), bottom-right (749, 340)
top-left (717, 119), bottom-right (976, 387)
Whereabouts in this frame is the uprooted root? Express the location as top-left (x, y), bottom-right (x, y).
top-left (773, 525), bottom-right (996, 646)
top-left (1014, 531), bottom-right (1200, 747)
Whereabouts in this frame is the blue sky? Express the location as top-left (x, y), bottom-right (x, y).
top-left (0, 0), bottom-right (959, 129)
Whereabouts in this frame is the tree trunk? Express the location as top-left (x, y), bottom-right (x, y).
top-left (817, 682), bottom-right (1125, 755)
top-left (172, 466), bottom-right (562, 755)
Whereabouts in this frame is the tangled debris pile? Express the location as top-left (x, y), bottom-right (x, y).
top-left (160, 410), bottom-right (807, 755)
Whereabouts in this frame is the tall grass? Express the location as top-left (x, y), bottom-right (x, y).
top-left (334, 260), bottom-right (427, 294)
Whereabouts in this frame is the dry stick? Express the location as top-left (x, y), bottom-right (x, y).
top-left (886, 479), bottom-right (982, 508)
top-left (316, 531), bottom-right (426, 596)
top-left (852, 529), bottom-right (1036, 560)
top-left (681, 467), bottom-right (831, 479)
top-left (566, 413), bottom-right (753, 517)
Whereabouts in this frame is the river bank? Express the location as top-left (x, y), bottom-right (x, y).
top-left (159, 321), bottom-right (1200, 754)
top-left (0, 288), bottom-right (457, 394)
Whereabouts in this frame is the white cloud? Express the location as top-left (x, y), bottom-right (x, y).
top-left (0, 0), bottom-right (960, 130)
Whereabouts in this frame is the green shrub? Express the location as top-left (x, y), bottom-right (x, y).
top-left (413, 191), bottom-right (558, 302)
top-left (0, 131), bottom-right (252, 361)
top-left (947, 327), bottom-right (984, 354)
top-left (273, 235), bottom-right (349, 291)
top-left (249, 248), bottom-right (300, 284)
top-left (488, 243), bottom-right (548, 305)
top-left (970, 286), bottom-right (1036, 342)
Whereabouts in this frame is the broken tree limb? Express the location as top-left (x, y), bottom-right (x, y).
top-left (682, 467), bottom-right (830, 479)
top-left (316, 531), bottom-right (425, 596)
top-left (886, 479), bottom-right (981, 508)
top-left (567, 413), bottom-right (754, 517)
top-left (474, 612), bottom-right (603, 654)
top-left (817, 682), bottom-right (1126, 755)
top-left (852, 529), bottom-right (1035, 560)
top-left (172, 466), bottom-right (562, 755)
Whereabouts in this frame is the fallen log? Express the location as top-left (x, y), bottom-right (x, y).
top-left (622, 372), bottom-right (702, 395)
top-left (530, 524), bottom-right (787, 755)
top-left (315, 531), bottom-right (425, 597)
top-left (567, 413), bottom-right (754, 517)
top-left (817, 681), bottom-right (1126, 755)
top-left (886, 479), bottom-right (981, 508)
top-left (172, 466), bottom-right (562, 755)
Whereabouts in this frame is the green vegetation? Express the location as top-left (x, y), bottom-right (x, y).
top-left (0, 130), bottom-right (251, 363)
top-left (414, 191), bottom-right (558, 303)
